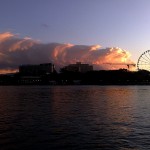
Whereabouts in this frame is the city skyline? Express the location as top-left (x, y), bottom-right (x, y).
top-left (0, 0), bottom-right (150, 73)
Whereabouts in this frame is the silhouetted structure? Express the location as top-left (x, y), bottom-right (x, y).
top-left (61, 62), bottom-right (93, 73)
top-left (19, 63), bottom-right (55, 76)
top-left (1, 63), bottom-right (150, 85)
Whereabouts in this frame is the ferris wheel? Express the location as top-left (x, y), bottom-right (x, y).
top-left (137, 50), bottom-right (150, 71)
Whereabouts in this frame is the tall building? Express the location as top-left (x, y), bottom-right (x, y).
top-left (19, 63), bottom-right (55, 76)
top-left (62, 62), bottom-right (93, 73)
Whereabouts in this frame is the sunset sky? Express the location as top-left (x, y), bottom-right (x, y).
top-left (0, 0), bottom-right (150, 72)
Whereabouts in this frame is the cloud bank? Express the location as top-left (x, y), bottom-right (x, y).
top-left (0, 32), bottom-right (135, 73)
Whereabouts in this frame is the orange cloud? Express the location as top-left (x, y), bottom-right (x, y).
top-left (0, 32), bottom-right (135, 74)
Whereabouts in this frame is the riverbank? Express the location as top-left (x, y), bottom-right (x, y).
top-left (0, 69), bottom-right (150, 85)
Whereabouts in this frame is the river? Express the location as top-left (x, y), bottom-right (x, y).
top-left (0, 86), bottom-right (150, 150)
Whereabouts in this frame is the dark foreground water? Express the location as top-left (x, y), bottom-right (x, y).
top-left (0, 86), bottom-right (150, 150)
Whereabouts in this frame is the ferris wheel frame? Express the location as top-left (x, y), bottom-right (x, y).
top-left (137, 50), bottom-right (150, 71)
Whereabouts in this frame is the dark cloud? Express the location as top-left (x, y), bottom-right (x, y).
top-left (41, 23), bottom-right (49, 29)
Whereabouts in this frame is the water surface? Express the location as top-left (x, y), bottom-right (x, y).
top-left (0, 86), bottom-right (150, 150)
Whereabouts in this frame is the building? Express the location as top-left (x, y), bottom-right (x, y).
top-left (19, 63), bottom-right (55, 76)
top-left (62, 62), bottom-right (93, 73)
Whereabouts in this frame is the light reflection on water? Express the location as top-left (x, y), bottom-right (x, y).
top-left (0, 86), bottom-right (150, 149)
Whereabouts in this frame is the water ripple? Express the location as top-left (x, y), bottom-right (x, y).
top-left (0, 86), bottom-right (150, 149)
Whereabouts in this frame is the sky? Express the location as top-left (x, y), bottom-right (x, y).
top-left (0, 0), bottom-right (150, 72)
